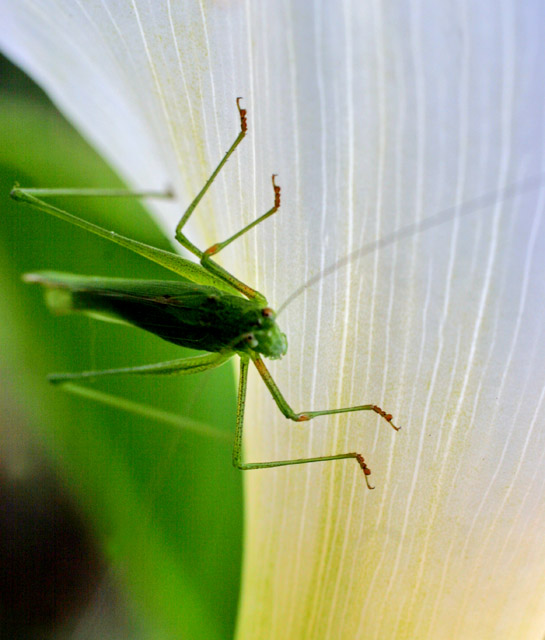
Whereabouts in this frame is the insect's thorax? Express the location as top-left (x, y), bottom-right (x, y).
top-left (139, 283), bottom-right (289, 359)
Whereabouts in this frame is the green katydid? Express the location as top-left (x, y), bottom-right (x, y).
top-left (11, 98), bottom-right (398, 490)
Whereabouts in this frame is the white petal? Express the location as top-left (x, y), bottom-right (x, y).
top-left (2, 1), bottom-right (545, 638)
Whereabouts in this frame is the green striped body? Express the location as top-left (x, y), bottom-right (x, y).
top-left (25, 272), bottom-right (288, 359)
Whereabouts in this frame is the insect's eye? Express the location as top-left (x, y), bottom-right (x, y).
top-left (243, 333), bottom-right (259, 348)
top-left (262, 307), bottom-right (274, 318)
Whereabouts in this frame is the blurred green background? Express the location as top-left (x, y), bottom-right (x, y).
top-left (0, 54), bottom-right (242, 639)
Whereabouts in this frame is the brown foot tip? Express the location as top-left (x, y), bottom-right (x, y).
top-left (355, 454), bottom-right (375, 490)
top-left (373, 405), bottom-right (401, 431)
top-left (271, 174), bottom-right (281, 209)
top-left (236, 97), bottom-right (248, 132)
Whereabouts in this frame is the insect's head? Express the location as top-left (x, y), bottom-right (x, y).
top-left (238, 306), bottom-right (288, 360)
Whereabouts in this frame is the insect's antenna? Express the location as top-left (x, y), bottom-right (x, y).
top-left (276, 173), bottom-right (545, 316)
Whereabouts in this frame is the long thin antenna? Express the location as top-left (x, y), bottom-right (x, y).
top-left (276, 173), bottom-right (545, 315)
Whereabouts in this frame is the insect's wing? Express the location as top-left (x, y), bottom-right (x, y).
top-left (24, 271), bottom-right (151, 327)
top-left (24, 271), bottom-right (255, 353)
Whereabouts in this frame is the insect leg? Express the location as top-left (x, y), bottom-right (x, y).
top-left (233, 357), bottom-right (376, 489)
top-left (11, 186), bottom-right (236, 290)
top-left (251, 353), bottom-right (399, 430)
top-left (198, 175), bottom-right (281, 303)
top-left (205, 175), bottom-right (280, 258)
top-left (47, 352), bottom-right (233, 441)
top-left (10, 187), bottom-right (173, 199)
top-left (47, 352), bottom-right (232, 384)
top-left (173, 99), bottom-right (274, 303)
top-left (175, 97), bottom-right (247, 260)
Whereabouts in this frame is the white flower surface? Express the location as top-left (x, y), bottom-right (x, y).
top-left (2, 1), bottom-right (545, 638)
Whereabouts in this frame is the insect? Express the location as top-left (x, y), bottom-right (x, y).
top-left (11, 99), bottom-right (398, 490)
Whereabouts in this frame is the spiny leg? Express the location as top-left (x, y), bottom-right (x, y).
top-left (233, 357), bottom-right (376, 489)
top-left (174, 99), bottom-right (281, 303)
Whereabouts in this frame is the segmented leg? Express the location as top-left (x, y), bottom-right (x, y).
top-left (232, 357), bottom-right (389, 489)
top-left (174, 99), bottom-right (281, 303)
top-left (10, 186), bottom-right (231, 290)
top-left (47, 352), bottom-right (232, 384)
top-left (251, 353), bottom-right (399, 430)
